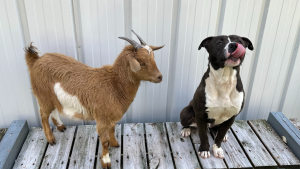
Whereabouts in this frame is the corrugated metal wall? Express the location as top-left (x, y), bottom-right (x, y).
top-left (0, 0), bottom-right (299, 128)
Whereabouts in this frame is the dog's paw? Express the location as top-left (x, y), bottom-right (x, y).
top-left (223, 134), bottom-right (228, 142)
top-left (101, 153), bottom-right (111, 169)
top-left (212, 144), bottom-right (224, 159)
top-left (198, 151), bottom-right (210, 159)
top-left (181, 128), bottom-right (191, 137)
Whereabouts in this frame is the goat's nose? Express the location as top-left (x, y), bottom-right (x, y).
top-left (157, 75), bottom-right (163, 80)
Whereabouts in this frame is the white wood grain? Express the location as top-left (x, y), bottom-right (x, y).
top-left (249, 120), bottom-right (300, 167)
top-left (40, 126), bottom-right (76, 169)
top-left (123, 123), bottom-right (147, 169)
top-left (96, 124), bottom-right (121, 169)
top-left (165, 122), bottom-right (201, 169)
top-left (145, 123), bottom-right (174, 169)
top-left (231, 120), bottom-right (278, 168)
top-left (69, 125), bottom-right (98, 169)
top-left (13, 127), bottom-right (48, 169)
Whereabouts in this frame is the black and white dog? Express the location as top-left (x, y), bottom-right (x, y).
top-left (180, 35), bottom-right (253, 159)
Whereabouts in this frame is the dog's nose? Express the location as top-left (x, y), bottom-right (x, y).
top-left (228, 43), bottom-right (237, 53)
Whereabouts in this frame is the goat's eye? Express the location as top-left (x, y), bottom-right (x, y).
top-left (140, 62), bottom-right (146, 66)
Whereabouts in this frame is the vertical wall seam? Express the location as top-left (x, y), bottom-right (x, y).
top-left (242, 0), bottom-right (270, 120)
top-left (217, 0), bottom-right (226, 35)
top-left (279, 17), bottom-right (300, 111)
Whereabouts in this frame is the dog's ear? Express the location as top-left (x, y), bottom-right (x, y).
top-left (241, 37), bottom-right (254, 51)
top-left (198, 37), bottom-right (214, 50)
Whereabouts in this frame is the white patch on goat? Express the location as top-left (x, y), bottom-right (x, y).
top-left (102, 153), bottom-right (111, 163)
top-left (205, 64), bottom-right (244, 125)
top-left (212, 144), bottom-right (224, 158)
top-left (143, 45), bottom-right (152, 54)
top-left (54, 83), bottom-right (87, 119)
top-left (50, 109), bottom-right (63, 126)
top-left (181, 128), bottom-right (191, 137)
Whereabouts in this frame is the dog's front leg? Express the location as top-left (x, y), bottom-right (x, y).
top-left (196, 114), bottom-right (210, 159)
top-left (213, 116), bottom-right (236, 159)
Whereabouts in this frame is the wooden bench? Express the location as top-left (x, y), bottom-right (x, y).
top-left (0, 115), bottom-right (300, 168)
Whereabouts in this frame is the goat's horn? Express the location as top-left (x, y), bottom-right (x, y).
top-left (131, 30), bottom-right (146, 46)
top-left (118, 37), bottom-right (142, 50)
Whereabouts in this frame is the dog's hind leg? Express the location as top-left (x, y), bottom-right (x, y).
top-left (180, 104), bottom-right (195, 137)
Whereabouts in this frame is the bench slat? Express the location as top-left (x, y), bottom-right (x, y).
top-left (96, 124), bottom-right (121, 169)
top-left (0, 120), bottom-right (28, 169)
top-left (290, 118), bottom-right (300, 131)
top-left (13, 127), bottom-right (48, 169)
top-left (123, 123), bottom-right (147, 169)
top-left (69, 125), bottom-right (98, 169)
top-left (40, 126), bottom-right (76, 169)
top-left (166, 122), bottom-right (201, 169)
top-left (268, 112), bottom-right (300, 160)
top-left (249, 120), bottom-right (300, 167)
top-left (190, 128), bottom-right (227, 169)
top-left (145, 123), bottom-right (174, 169)
top-left (210, 129), bottom-right (252, 169)
top-left (231, 120), bottom-right (277, 168)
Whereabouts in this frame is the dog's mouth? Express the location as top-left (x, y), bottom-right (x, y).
top-left (228, 56), bottom-right (240, 62)
top-left (225, 43), bottom-right (245, 66)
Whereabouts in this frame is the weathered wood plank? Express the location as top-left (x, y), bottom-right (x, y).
top-left (290, 118), bottom-right (300, 131)
top-left (166, 122), bottom-right (201, 169)
top-left (190, 128), bottom-right (227, 169)
top-left (13, 127), bottom-right (48, 169)
top-left (231, 120), bottom-right (277, 168)
top-left (40, 126), bottom-right (76, 169)
top-left (268, 112), bottom-right (300, 160)
top-left (210, 129), bottom-right (253, 169)
top-left (145, 123), bottom-right (174, 169)
top-left (123, 123), bottom-right (147, 169)
top-left (96, 124), bottom-right (121, 169)
top-left (249, 120), bottom-right (300, 167)
top-left (0, 128), bottom-right (7, 142)
top-left (69, 125), bottom-right (98, 169)
top-left (0, 120), bottom-right (29, 169)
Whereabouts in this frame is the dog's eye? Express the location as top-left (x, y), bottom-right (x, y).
top-left (140, 62), bottom-right (146, 66)
top-left (218, 42), bottom-right (223, 46)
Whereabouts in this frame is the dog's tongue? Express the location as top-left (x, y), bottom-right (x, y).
top-left (231, 43), bottom-right (246, 58)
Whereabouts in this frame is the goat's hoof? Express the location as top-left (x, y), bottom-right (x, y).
top-left (110, 142), bottom-right (120, 147)
top-left (47, 136), bottom-right (57, 145)
top-left (101, 161), bottom-right (111, 169)
top-left (57, 124), bottom-right (66, 132)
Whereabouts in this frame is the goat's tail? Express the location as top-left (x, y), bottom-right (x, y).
top-left (24, 42), bottom-right (40, 68)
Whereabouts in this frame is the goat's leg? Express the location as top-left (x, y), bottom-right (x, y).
top-left (50, 109), bottom-right (66, 132)
top-left (109, 124), bottom-right (120, 147)
top-left (40, 110), bottom-right (56, 145)
top-left (97, 125), bottom-right (111, 169)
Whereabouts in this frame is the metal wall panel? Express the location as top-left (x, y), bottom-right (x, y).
top-left (0, 0), bottom-right (300, 128)
top-left (0, 0), bottom-right (37, 128)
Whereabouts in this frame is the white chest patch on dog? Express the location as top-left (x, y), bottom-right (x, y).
top-left (54, 83), bottom-right (87, 119)
top-left (205, 64), bottom-right (244, 125)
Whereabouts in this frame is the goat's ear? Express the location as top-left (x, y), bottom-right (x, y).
top-left (241, 37), bottom-right (254, 51)
top-left (150, 45), bottom-right (165, 51)
top-left (127, 55), bottom-right (141, 72)
top-left (198, 36), bottom-right (214, 50)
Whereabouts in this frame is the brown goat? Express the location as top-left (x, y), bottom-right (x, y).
top-left (24, 31), bottom-right (164, 169)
